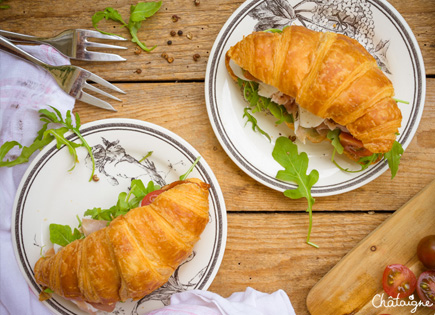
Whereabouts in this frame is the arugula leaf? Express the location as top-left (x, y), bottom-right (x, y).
top-left (263, 28), bottom-right (283, 33)
top-left (272, 137), bottom-right (319, 248)
top-left (243, 108), bottom-right (271, 142)
top-left (393, 98), bottom-right (410, 104)
top-left (238, 78), bottom-right (293, 141)
top-left (92, 8), bottom-right (127, 37)
top-left (49, 223), bottom-right (83, 247)
top-left (384, 141), bottom-right (403, 179)
top-left (130, 1), bottom-right (161, 21)
top-left (84, 179), bottom-right (161, 221)
top-left (327, 129), bottom-right (344, 155)
top-left (327, 129), bottom-right (402, 178)
top-left (41, 107), bottom-right (96, 181)
top-left (139, 151), bottom-right (153, 163)
top-left (114, 192), bottom-right (130, 217)
top-left (129, 21), bottom-right (156, 52)
top-left (0, 107), bottom-right (95, 180)
top-left (263, 26), bottom-right (289, 33)
top-left (84, 207), bottom-right (115, 221)
top-left (179, 156), bottom-right (201, 181)
top-left (92, 1), bottom-right (162, 52)
top-left (0, 137), bottom-right (54, 167)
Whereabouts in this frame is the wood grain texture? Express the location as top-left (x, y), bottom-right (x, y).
top-left (74, 78), bottom-right (435, 212)
top-left (0, 0), bottom-right (434, 81)
top-left (1, 1), bottom-right (434, 314)
top-left (307, 180), bottom-right (435, 315)
top-left (208, 212), bottom-right (390, 315)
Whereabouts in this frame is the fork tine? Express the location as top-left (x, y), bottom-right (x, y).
top-left (83, 50), bottom-right (127, 62)
top-left (83, 82), bottom-right (122, 102)
top-left (86, 72), bottom-right (126, 94)
top-left (78, 29), bottom-right (127, 41)
top-left (85, 41), bottom-right (127, 50)
top-left (78, 91), bottom-right (118, 112)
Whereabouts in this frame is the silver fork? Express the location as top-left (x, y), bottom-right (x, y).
top-left (0, 29), bottom-right (127, 61)
top-left (0, 35), bottom-right (124, 111)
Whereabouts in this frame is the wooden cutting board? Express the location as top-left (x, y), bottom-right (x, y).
top-left (307, 179), bottom-right (435, 315)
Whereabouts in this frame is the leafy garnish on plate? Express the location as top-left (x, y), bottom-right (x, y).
top-left (272, 136), bottom-right (319, 248)
top-left (243, 108), bottom-right (271, 141)
top-left (393, 98), bottom-right (410, 104)
top-left (49, 157), bottom-right (202, 246)
top-left (237, 78), bottom-right (293, 141)
top-left (384, 140), bottom-right (404, 179)
top-left (139, 151), bottom-right (153, 163)
top-left (263, 28), bottom-right (283, 33)
top-left (49, 223), bottom-right (84, 247)
top-left (92, 1), bottom-right (162, 52)
top-left (327, 129), bottom-right (403, 179)
top-left (0, 106), bottom-right (96, 181)
top-left (180, 156), bottom-right (201, 181)
top-left (84, 179), bottom-right (161, 222)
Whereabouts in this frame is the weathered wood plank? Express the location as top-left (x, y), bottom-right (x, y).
top-left (307, 180), bottom-right (435, 315)
top-left (208, 212), bottom-right (390, 315)
top-left (73, 78), bottom-right (435, 211)
top-left (0, 0), bottom-right (434, 80)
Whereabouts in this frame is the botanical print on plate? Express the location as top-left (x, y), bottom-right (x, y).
top-left (249, 0), bottom-right (391, 73)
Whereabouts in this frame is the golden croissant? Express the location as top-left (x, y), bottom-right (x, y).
top-left (34, 178), bottom-right (210, 312)
top-left (226, 25), bottom-right (402, 161)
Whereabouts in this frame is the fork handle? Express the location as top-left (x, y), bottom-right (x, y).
top-left (0, 30), bottom-right (47, 43)
top-left (0, 35), bottom-right (49, 69)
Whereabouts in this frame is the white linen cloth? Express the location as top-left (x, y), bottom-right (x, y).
top-left (0, 45), bottom-right (296, 315)
top-left (0, 44), bottom-right (75, 315)
top-left (146, 287), bottom-right (296, 315)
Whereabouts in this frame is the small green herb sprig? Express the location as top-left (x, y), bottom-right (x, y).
top-left (84, 179), bottom-right (161, 222)
top-left (49, 223), bottom-right (84, 247)
top-left (272, 137), bottom-right (319, 248)
top-left (0, 106), bottom-right (96, 181)
top-left (92, 1), bottom-right (162, 52)
top-left (179, 156), bottom-right (201, 180)
top-left (48, 156), bottom-right (202, 247)
top-left (47, 179), bottom-right (160, 248)
top-left (238, 78), bottom-right (293, 141)
top-left (327, 129), bottom-right (403, 179)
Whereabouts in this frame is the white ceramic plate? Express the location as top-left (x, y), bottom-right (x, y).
top-left (11, 119), bottom-right (227, 315)
top-left (205, 0), bottom-right (426, 196)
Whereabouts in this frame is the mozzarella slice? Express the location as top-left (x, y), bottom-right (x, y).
top-left (229, 60), bottom-right (280, 98)
top-left (258, 82), bottom-right (279, 98)
top-left (229, 59), bottom-right (252, 82)
top-left (298, 106), bottom-right (324, 128)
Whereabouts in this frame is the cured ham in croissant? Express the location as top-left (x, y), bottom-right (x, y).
top-left (34, 178), bottom-right (210, 312)
top-left (226, 25), bottom-right (402, 161)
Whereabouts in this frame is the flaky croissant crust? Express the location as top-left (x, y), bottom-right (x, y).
top-left (226, 25), bottom-right (402, 153)
top-left (34, 178), bottom-right (210, 309)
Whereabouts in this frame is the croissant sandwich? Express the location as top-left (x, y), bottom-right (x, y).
top-left (34, 178), bottom-right (210, 313)
top-left (226, 25), bottom-right (402, 162)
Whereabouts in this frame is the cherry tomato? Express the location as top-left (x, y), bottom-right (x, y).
top-left (382, 264), bottom-right (417, 298)
top-left (140, 189), bottom-right (164, 206)
top-left (417, 235), bottom-right (435, 270)
top-left (416, 270), bottom-right (435, 309)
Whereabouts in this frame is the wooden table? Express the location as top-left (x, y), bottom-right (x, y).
top-left (1, 0), bottom-right (434, 314)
